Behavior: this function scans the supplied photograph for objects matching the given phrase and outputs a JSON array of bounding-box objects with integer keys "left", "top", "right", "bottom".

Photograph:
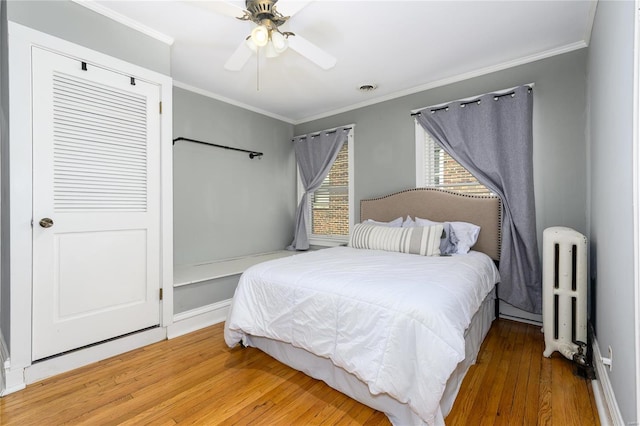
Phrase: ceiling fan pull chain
[{"left": 256, "top": 47, "right": 260, "bottom": 91}]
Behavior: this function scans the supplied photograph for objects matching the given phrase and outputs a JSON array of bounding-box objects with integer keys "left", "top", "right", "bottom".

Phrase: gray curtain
[
  {"left": 416, "top": 85, "right": 541, "bottom": 314},
  {"left": 287, "top": 127, "right": 349, "bottom": 251}
]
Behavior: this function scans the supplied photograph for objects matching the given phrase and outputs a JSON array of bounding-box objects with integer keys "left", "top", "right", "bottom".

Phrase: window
[
  {"left": 298, "top": 127, "right": 354, "bottom": 246},
  {"left": 415, "top": 123, "right": 491, "bottom": 195}
]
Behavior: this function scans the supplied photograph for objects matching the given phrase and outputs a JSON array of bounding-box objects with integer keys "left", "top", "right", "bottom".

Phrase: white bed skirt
[{"left": 244, "top": 287, "right": 496, "bottom": 426}]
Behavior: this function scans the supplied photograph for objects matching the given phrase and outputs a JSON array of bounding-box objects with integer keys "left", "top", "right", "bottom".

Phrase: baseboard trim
[
  {"left": 167, "top": 299, "right": 231, "bottom": 339},
  {"left": 0, "top": 332, "right": 26, "bottom": 396},
  {"left": 24, "top": 327, "right": 167, "bottom": 386},
  {"left": 592, "top": 336, "right": 624, "bottom": 425},
  {"left": 592, "top": 378, "right": 612, "bottom": 426},
  {"left": 498, "top": 313, "right": 543, "bottom": 327},
  {"left": 0, "top": 331, "right": 8, "bottom": 395},
  {"left": 2, "top": 368, "right": 26, "bottom": 396}
]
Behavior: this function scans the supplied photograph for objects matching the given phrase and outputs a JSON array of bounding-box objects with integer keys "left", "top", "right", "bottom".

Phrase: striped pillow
[{"left": 348, "top": 223, "right": 444, "bottom": 256}]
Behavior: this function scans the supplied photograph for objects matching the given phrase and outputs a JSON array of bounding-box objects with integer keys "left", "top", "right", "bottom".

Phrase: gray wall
[
  {"left": 588, "top": 1, "right": 637, "bottom": 422},
  {"left": 295, "top": 49, "right": 588, "bottom": 257},
  {"left": 1, "top": 0, "right": 10, "bottom": 349},
  {"left": 172, "top": 87, "right": 295, "bottom": 311},
  {"left": 172, "top": 87, "right": 295, "bottom": 266},
  {"left": 174, "top": 275, "right": 240, "bottom": 314},
  {"left": 7, "top": 0, "right": 170, "bottom": 75}
]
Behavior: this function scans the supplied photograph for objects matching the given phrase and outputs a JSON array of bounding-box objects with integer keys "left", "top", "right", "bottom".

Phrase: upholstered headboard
[{"left": 360, "top": 188, "right": 502, "bottom": 261}]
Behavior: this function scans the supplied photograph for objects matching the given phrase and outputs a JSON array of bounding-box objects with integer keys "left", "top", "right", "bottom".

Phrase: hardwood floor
[
  {"left": 447, "top": 319, "right": 599, "bottom": 426},
  {"left": 0, "top": 319, "right": 599, "bottom": 425}
]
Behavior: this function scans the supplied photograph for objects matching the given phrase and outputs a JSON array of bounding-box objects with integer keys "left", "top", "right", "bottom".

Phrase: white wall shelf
[{"left": 173, "top": 250, "right": 296, "bottom": 287}]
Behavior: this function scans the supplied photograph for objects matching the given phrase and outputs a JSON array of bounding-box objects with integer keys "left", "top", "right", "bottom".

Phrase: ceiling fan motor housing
[{"left": 245, "top": 0, "right": 288, "bottom": 27}]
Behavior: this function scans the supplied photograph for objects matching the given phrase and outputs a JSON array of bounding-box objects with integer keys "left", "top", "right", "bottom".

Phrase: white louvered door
[{"left": 31, "top": 47, "right": 161, "bottom": 360}]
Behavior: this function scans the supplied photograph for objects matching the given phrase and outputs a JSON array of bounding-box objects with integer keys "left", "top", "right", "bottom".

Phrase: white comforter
[{"left": 224, "top": 246, "right": 500, "bottom": 425}]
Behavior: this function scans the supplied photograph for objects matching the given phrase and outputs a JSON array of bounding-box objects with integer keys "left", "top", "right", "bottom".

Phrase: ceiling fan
[{"left": 195, "top": 0, "right": 336, "bottom": 71}]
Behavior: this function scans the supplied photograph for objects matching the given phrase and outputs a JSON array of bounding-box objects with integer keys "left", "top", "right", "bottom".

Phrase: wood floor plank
[
  {"left": 523, "top": 325, "right": 543, "bottom": 426},
  {"left": 122, "top": 351, "right": 296, "bottom": 425},
  {"left": 538, "top": 345, "right": 554, "bottom": 425},
  {"left": 467, "top": 320, "right": 514, "bottom": 425},
  {"left": 498, "top": 322, "right": 533, "bottom": 424},
  {"left": 0, "top": 319, "right": 599, "bottom": 426},
  {"left": 491, "top": 320, "right": 528, "bottom": 424},
  {"left": 197, "top": 368, "right": 319, "bottom": 425},
  {"left": 445, "top": 321, "right": 502, "bottom": 424},
  {"left": 306, "top": 391, "right": 356, "bottom": 425},
  {"left": 83, "top": 350, "right": 242, "bottom": 424},
  {"left": 290, "top": 385, "right": 349, "bottom": 425}
]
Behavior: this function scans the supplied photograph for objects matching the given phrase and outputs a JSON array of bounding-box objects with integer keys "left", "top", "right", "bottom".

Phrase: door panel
[
  {"left": 56, "top": 230, "right": 148, "bottom": 318},
  {"left": 32, "top": 47, "right": 161, "bottom": 360}
]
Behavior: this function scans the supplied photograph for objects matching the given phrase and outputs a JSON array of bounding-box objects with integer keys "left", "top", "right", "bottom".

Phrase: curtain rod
[
  {"left": 173, "top": 137, "right": 263, "bottom": 159},
  {"left": 292, "top": 126, "right": 353, "bottom": 141},
  {"left": 411, "top": 83, "right": 534, "bottom": 117}
]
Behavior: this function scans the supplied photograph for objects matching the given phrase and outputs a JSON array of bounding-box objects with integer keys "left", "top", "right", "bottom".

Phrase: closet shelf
[{"left": 173, "top": 250, "right": 296, "bottom": 287}]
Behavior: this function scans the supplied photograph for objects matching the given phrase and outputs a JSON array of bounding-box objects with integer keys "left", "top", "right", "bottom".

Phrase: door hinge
[
  {"left": 159, "top": 288, "right": 163, "bottom": 300},
  {"left": 159, "top": 101, "right": 162, "bottom": 114}
]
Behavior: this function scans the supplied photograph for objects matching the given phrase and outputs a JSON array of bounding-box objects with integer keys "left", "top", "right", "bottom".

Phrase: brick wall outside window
[
  {"left": 312, "top": 142, "right": 349, "bottom": 236},
  {"left": 425, "top": 131, "right": 491, "bottom": 196},
  {"left": 438, "top": 152, "right": 491, "bottom": 195}
]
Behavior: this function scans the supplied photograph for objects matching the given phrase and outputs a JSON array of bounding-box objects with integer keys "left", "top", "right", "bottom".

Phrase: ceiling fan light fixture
[
  {"left": 270, "top": 30, "right": 288, "bottom": 53},
  {"left": 226, "top": 0, "right": 336, "bottom": 71},
  {"left": 251, "top": 25, "right": 269, "bottom": 47},
  {"left": 264, "top": 42, "right": 279, "bottom": 58}
]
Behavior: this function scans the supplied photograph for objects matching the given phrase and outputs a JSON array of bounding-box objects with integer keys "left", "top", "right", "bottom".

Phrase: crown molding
[
  {"left": 173, "top": 80, "right": 295, "bottom": 124},
  {"left": 71, "top": 0, "right": 174, "bottom": 45}
]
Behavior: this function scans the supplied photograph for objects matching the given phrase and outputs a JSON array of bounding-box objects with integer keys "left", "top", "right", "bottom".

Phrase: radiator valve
[{"left": 572, "top": 341, "right": 587, "bottom": 366}]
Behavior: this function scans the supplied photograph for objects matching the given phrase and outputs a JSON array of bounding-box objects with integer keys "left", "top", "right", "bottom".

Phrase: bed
[{"left": 224, "top": 188, "right": 502, "bottom": 425}]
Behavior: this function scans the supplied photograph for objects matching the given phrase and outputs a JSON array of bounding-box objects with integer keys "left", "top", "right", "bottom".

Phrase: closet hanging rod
[{"left": 173, "top": 137, "right": 263, "bottom": 159}]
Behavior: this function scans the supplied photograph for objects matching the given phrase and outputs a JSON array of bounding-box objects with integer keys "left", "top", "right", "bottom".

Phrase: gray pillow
[{"left": 441, "top": 223, "right": 459, "bottom": 255}]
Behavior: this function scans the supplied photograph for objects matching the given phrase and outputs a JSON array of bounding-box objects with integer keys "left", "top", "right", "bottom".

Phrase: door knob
[{"left": 39, "top": 218, "right": 54, "bottom": 228}]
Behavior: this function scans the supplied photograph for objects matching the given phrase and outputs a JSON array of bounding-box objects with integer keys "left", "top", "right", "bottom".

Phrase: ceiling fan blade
[
  {"left": 224, "top": 41, "right": 254, "bottom": 71},
  {"left": 277, "top": 1, "right": 312, "bottom": 17},
  {"left": 287, "top": 35, "right": 336, "bottom": 70},
  {"left": 185, "top": 1, "right": 245, "bottom": 19}
]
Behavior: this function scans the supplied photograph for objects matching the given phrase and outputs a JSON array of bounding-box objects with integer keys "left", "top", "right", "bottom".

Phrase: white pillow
[
  {"left": 363, "top": 217, "right": 403, "bottom": 227},
  {"left": 449, "top": 221, "right": 481, "bottom": 254},
  {"left": 402, "top": 216, "right": 415, "bottom": 227},
  {"left": 414, "top": 217, "right": 438, "bottom": 227}
]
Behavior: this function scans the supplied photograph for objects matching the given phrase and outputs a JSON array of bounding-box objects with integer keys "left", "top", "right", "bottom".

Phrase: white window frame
[
  {"left": 296, "top": 126, "right": 355, "bottom": 247},
  {"left": 416, "top": 125, "right": 445, "bottom": 187}
]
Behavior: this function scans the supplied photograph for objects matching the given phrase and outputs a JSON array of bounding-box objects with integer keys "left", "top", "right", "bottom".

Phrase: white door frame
[
  {"left": 634, "top": 1, "right": 640, "bottom": 422},
  {"left": 3, "top": 22, "right": 173, "bottom": 393}
]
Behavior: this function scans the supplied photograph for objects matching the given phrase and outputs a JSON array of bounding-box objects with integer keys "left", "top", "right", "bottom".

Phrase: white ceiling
[{"left": 85, "top": 0, "right": 596, "bottom": 123}]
